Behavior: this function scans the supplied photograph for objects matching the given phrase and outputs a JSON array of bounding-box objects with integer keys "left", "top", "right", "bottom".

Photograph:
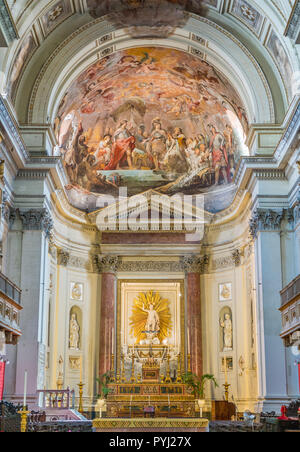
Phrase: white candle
[
  {"left": 23, "top": 370, "right": 27, "bottom": 408},
  {"left": 224, "top": 358, "right": 228, "bottom": 384},
  {"left": 80, "top": 356, "right": 83, "bottom": 382}
]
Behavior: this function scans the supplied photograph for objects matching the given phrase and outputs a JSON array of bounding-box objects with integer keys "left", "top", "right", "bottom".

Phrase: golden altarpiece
[{"left": 106, "top": 280, "right": 196, "bottom": 417}]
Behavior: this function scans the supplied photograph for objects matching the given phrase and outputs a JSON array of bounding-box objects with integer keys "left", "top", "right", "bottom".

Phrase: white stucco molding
[
  {"left": 0, "top": 94, "right": 29, "bottom": 165},
  {"left": 284, "top": 0, "right": 300, "bottom": 42}
]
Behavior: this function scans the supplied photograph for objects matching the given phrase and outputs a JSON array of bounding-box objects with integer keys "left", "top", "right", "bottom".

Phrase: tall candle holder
[
  {"left": 130, "top": 348, "right": 136, "bottom": 383},
  {"left": 18, "top": 407, "right": 29, "bottom": 433},
  {"left": 176, "top": 353, "right": 182, "bottom": 383},
  {"left": 78, "top": 382, "right": 85, "bottom": 414},
  {"left": 223, "top": 383, "right": 231, "bottom": 402},
  {"left": 165, "top": 353, "right": 172, "bottom": 384},
  {"left": 110, "top": 354, "right": 116, "bottom": 383},
  {"left": 187, "top": 354, "right": 192, "bottom": 373},
  {"left": 121, "top": 356, "right": 126, "bottom": 383}
]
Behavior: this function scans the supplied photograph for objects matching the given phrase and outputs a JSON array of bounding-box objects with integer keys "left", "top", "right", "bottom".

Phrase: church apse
[{"left": 54, "top": 47, "right": 249, "bottom": 214}]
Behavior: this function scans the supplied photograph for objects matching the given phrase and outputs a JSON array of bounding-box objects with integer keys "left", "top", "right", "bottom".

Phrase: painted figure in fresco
[
  {"left": 147, "top": 118, "right": 168, "bottom": 170},
  {"left": 57, "top": 48, "right": 249, "bottom": 201},
  {"left": 105, "top": 120, "right": 136, "bottom": 170},
  {"left": 132, "top": 125, "right": 152, "bottom": 168},
  {"left": 164, "top": 127, "right": 188, "bottom": 173},
  {"left": 224, "top": 124, "right": 236, "bottom": 179},
  {"left": 185, "top": 137, "right": 201, "bottom": 171},
  {"left": 63, "top": 121, "right": 82, "bottom": 183},
  {"left": 208, "top": 124, "right": 229, "bottom": 185},
  {"left": 93, "top": 135, "right": 112, "bottom": 169}
]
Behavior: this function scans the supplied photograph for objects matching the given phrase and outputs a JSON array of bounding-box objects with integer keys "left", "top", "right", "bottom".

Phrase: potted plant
[
  {"left": 182, "top": 372, "right": 218, "bottom": 417},
  {"left": 95, "top": 372, "right": 112, "bottom": 418}
]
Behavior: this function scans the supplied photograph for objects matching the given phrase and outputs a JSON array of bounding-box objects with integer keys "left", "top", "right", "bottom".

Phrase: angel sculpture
[{"left": 130, "top": 291, "right": 172, "bottom": 345}]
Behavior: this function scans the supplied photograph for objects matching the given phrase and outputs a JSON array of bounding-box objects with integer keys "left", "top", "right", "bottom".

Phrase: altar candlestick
[
  {"left": 187, "top": 328, "right": 190, "bottom": 354},
  {"left": 112, "top": 328, "right": 114, "bottom": 353},
  {"left": 23, "top": 370, "right": 27, "bottom": 408}
]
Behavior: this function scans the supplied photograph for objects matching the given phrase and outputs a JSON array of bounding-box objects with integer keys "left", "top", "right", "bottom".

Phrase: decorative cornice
[
  {"left": 97, "top": 255, "right": 121, "bottom": 273},
  {"left": 92, "top": 254, "right": 210, "bottom": 274},
  {"left": 68, "top": 254, "right": 90, "bottom": 270},
  {"left": 4, "top": 205, "right": 16, "bottom": 229},
  {"left": 117, "top": 260, "right": 183, "bottom": 273},
  {"left": 274, "top": 102, "right": 300, "bottom": 161},
  {"left": 18, "top": 208, "right": 53, "bottom": 238},
  {"left": 0, "top": 0, "right": 18, "bottom": 44},
  {"left": 179, "top": 255, "right": 209, "bottom": 274},
  {"left": 211, "top": 247, "right": 244, "bottom": 270},
  {"left": 57, "top": 248, "right": 70, "bottom": 266},
  {"left": 294, "top": 191, "right": 300, "bottom": 226},
  {"left": 232, "top": 249, "right": 242, "bottom": 267},
  {"left": 249, "top": 208, "right": 293, "bottom": 239},
  {"left": 0, "top": 96, "right": 29, "bottom": 162},
  {"left": 212, "top": 255, "right": 234, "bottom": 271},
  {"left": 252, "top": 169, "right": 287, "bottom": 180}
]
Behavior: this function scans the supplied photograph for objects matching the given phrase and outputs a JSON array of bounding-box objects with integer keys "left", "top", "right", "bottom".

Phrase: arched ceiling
[
  {"left": 0, "top": 0, "right": 299, "bottom": 213},
  {"left": 2, "top": 0, "right": 298, "bottom": 126}
]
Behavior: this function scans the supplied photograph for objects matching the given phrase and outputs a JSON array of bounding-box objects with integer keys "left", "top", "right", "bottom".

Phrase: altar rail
[
  {"left": 37, "top": 389, "right": 75, "bottom": 410},
  {"left": 27, "top": 420, "right": 93, "bottom": 433}
]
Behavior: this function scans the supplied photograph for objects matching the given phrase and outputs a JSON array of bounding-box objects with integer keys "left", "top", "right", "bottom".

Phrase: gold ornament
[{"left": 129, "top": 291, "right": 172, "bottom": 344}]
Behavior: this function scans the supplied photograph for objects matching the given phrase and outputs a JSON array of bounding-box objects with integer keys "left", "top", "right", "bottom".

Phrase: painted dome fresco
[{"left": 55, "top": 47, "right": 249, "bottom": 212}]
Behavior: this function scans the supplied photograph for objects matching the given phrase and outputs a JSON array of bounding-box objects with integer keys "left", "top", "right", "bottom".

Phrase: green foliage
[
  {"left": 96, "top": 372, "right": 112, "bottom": 399},
  {"left": 182, "top": 372, "right": 218, "bottom": 399}
]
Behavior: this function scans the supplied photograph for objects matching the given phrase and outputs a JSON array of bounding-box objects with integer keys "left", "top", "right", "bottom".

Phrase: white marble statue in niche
[
  {"left": 220, "top": 313, "right": 233, "bottom": 351},
  {"left": 69, "top": 313, "right": 80, "bottom": 350}
]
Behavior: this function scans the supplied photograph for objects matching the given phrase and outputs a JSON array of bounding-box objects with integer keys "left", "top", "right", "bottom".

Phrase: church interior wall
[{"left": 0, "top": 0, "right": 299, "bottom": 419}]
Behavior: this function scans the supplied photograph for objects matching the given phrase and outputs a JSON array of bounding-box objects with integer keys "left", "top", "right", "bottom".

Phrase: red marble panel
[
  {"left": 102, "top": 232, "right": 200, "bottom": 244},
  {"left": 99, "top": 273, "right": 116, "bottom": 376}
]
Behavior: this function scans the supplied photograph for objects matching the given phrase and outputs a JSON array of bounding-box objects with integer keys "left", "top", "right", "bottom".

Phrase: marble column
[
  {"left": 182, "top": 256, "right": 206, "bottom": 377},
  {"left": 187, "top": 272, "right": 203, "bottom": 377},
  {"left": 98, "top": 256, "right": 119, "bottom": 377},
  {"left": 7, "top": 208, "right": 52, "bottom": 404}
]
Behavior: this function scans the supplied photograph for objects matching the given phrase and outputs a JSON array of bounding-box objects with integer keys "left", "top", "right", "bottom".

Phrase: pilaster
[{"left": 250, "top": 208, "right": 289, "bottom": 411}]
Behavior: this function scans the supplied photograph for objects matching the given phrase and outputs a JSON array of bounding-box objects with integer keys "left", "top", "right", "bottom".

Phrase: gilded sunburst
[{"left": 129, "top": 290, "right": 172, "bottom": 344}]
